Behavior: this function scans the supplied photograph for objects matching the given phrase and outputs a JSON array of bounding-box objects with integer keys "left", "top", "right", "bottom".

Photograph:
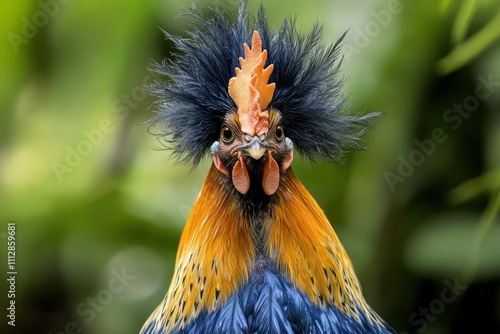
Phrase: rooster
[{"left": 141, "top": 1, "right": 394, "bottom": 333}]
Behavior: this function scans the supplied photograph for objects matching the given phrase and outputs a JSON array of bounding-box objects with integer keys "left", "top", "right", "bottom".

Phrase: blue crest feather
[{"left": 149, "top": 0, "right": 380, "bottom": 165}]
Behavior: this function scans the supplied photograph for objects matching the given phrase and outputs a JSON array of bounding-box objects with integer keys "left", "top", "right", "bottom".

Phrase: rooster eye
[
  {"left": 275, "top": 125, "right": 284, "bottom": 141},
  {"left": 221, "top": 126, "right": 234, "bottom": 143}
]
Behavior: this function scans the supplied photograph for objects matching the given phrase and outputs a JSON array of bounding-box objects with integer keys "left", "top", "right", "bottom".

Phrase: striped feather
[
  {"left": 151, "top": 264, "right": 393, "bottom": 333},
  {"left": 141, "top": 167, "right": 395, "bottom": 333}
]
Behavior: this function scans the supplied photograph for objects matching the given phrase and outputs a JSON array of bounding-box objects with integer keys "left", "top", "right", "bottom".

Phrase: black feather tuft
[{"left": 149, "top": 0, "right": 380, "bottom": 166}]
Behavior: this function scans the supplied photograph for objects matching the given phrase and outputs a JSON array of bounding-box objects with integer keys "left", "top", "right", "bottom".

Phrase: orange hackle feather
[
  {"left": 143, "top": 165, "right": 385, "bottom": 332},
  {"left": 271, "top": 169, "right": 384, "bottom": 326},
  {"left": 228, "top": 31, "right": 275, "bottom": 136},
  {"left": 143, "top": 166, "right": 255, "bottom": 332}
]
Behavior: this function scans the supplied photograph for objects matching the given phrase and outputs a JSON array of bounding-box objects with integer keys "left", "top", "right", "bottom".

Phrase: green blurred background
[{"left": 1, "top": 0, "right": 500, "bottom": 333}]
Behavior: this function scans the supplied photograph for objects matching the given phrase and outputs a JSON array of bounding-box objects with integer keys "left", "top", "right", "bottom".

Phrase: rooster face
[{"left": 211, "top": 109, "right": 293, "bottom": 196}]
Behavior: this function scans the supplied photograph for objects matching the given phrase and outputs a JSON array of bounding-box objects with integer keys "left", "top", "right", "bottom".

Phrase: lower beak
[{"left": 238, "top": 138, "right": 268, "bottom": 160}]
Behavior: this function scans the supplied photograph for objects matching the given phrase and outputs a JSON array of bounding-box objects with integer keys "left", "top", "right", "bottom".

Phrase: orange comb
[{"left": 228, "top": 31, "right": 275, "bottom": 136}]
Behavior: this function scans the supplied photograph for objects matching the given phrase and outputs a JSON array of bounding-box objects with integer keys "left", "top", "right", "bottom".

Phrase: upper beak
[{"left": 238, "top": 137, "right": 268, "bottom": 160}]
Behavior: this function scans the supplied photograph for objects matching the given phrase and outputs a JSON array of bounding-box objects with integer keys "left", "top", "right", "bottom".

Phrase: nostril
[{"left": 244, "top": 134, "right": 252, "bottom": 142}]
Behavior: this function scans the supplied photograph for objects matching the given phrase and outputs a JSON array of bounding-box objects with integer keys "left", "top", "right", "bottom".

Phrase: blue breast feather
[{"left": 142, "top": 264, "right": 395, "bottom": 334}]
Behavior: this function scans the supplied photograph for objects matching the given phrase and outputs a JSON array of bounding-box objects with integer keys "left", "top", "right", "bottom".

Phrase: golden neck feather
[{"left": 142, "top": 165, "right": 383, "bottom": 332}]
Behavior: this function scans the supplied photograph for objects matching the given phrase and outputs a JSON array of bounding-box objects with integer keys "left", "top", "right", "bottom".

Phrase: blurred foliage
[
  {"left": 437, "top": 0, "right": 500, "bottom": 74},
  {"left": 1, "top": 0, "right": 499, "bottom": 333}
]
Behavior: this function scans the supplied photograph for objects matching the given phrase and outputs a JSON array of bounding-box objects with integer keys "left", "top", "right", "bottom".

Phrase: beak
[{"left": 238, "top": 137, "right": 269, "bottom": 160}]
